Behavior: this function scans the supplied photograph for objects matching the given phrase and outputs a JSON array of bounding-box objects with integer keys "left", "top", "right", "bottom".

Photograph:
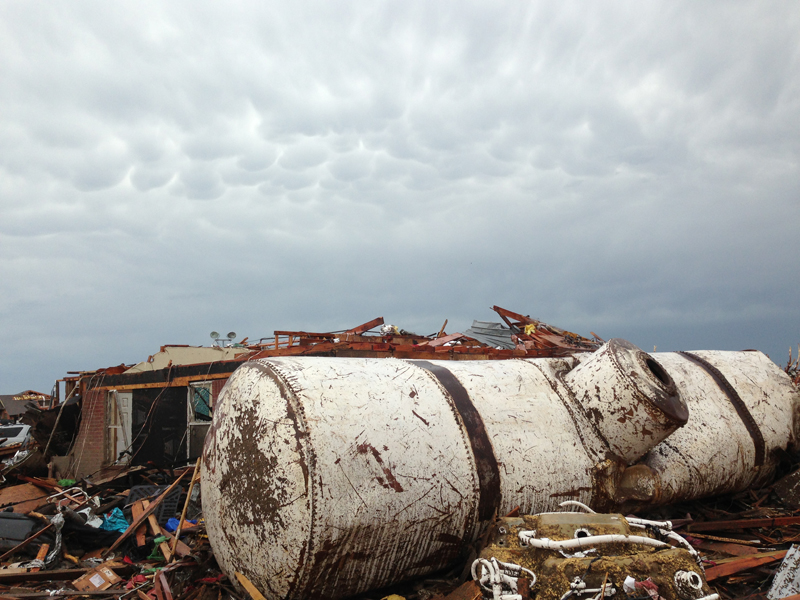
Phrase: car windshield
[{"left": 0, "top": 426, "right": 23, "bottom": 437}]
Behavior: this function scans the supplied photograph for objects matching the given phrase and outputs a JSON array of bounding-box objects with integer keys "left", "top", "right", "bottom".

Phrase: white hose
[
  {"left": 627, "top": 521, "right": 703, "bottom": 569},
  {"left": 518, "top": 532, "right": 669, "bottom": 551},
  {"left": 626, "top": 516, "right": 672, "bottom": 529},
  {"left": 663, "top": 530, "right": 703, "bottom": 568},
  {"left": 471, "top": 557, "right": 536, "bottom": 600},
  {"left": 559, "top": 501, "right": 596, "bottom": 513}
]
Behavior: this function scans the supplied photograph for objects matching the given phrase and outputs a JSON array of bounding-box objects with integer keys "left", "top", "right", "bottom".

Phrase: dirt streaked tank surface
[{"left": 201, "top": 341, "right": 799, "bottom": 600}]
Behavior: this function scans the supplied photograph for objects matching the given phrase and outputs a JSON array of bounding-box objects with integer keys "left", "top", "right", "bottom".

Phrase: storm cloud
[{"left": 1, "top": 1, "right": 798, "bottom": 392}]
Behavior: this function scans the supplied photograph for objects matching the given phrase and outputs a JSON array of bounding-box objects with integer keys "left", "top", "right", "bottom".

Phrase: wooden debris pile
[{"left": 0, "top": 460, "right": 236, "bottom": 600}]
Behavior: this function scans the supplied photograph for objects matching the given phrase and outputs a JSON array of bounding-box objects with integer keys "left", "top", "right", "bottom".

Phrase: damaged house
[{"left": 0, "top": 391, "right": 49, "bottom": 422}]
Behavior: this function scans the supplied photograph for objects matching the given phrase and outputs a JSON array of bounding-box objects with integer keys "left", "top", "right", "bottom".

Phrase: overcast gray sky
[{"left": 1, "top": 1, "right": 798, "bottom": 394}]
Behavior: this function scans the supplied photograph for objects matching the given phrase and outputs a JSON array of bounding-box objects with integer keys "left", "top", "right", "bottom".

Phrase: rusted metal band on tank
[
  {"left": 410, "top": 360, "right": 501, "bottom": 521},
  {"left": 678, "top": 351, "right": 766, "bottom": 467},
  {"left": 244, "top": 360, "right": 314, "bottom": 600}
]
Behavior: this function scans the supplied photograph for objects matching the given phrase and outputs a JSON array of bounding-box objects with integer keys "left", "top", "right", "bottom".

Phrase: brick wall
[{"left": 70, "top": 388, "right": 107, "bottom": 478}]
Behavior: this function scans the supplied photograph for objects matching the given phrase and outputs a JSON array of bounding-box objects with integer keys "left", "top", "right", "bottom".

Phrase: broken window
[
  {"left": 130, "top": 387, "right": 187, "bottom": 467},
  {"left": 189, "top": 383, "right": 212, "bottom": 422},
  {"left": 187, "top": 382, "right": 213, "bottom": 460}
]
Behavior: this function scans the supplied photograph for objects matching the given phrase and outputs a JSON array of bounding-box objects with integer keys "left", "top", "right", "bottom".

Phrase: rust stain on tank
[
  {"left": 412, "top": 410, "right": 430, "bottom": 426},
  {"left": 356, "top": 442, "right": 404, "bottom": 492}
]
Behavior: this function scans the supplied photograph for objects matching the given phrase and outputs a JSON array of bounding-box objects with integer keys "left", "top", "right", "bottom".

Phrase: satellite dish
[
  {"left": 210, "top": 331, "right": 220, "bottom": 340},
  {"left": 227, "top": 331, "right": 237, "bottom": 340}
]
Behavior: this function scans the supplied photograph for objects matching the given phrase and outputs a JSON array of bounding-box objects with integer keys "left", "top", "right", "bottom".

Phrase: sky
[{"left": 1, "top": 1, "right": 799, "bottom": 394}]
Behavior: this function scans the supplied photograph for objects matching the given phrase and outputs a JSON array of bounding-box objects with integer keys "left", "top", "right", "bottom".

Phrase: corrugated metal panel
[{"left": 463, "top": 321, "right": 516, "bottom": 349}]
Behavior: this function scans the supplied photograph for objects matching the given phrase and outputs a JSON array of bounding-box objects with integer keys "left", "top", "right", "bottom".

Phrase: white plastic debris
[
  {"left": 623, "top": 577, "right": 637, "bottom": 595},
  {"left": 768, "top": 544, "right": 800, "bottom": 600}
]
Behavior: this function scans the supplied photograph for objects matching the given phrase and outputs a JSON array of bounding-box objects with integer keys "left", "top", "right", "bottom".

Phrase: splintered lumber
[
  {"left": 160, "top": 530, "right": 192, "bottom": 558},
  {"left": 103, "top": 470, "right": 187, "bottom": 556},
  {"left": 156, "top": 571, "right": 173, "bottom": 600},
  {"left": 704, "top": 549, "right": 789, "bottom": 581},
  {"left": 235, "top": 572, "right": 267, "bottom": 600},
  {"left": 345, "top": 317, "right": 384, "bottom": 335},
  {"left": 685, "top": 532, "right": 762, "bottom": 545},
  {"left": 686, "top": 516, "right": 800, "bottom": 532},
  {"left": 0, "top": 591, "right": 133, "bottom": 598},
  {"left": 14, "top": 476, "right": 62, "bottom": 492},
  {"left": 690, "top": 539, "right": 760, "bottom": 556},
  {"left": 131, "top": 500, "right": 147, "bottom": 547},
  {"left": 143, "top": 499, "right": 173, "bottom": 562},
  {"left": 170, "top": 456, "right": 201, "bottom": 560},
  {"left": 0, "top": 566, "right": 131, "bottom": 585}
]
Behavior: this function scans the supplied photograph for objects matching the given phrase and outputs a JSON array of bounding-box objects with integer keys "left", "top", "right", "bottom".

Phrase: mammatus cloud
[{"left": 0, "top": 0, "right": 798, "bottom": 391}]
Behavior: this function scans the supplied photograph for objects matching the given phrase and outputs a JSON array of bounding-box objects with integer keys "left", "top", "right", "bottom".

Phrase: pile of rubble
[
  {"left": 3, "top": 461, "right": 800, "bottom": 600},
  {"left": 0, "top": 462, "right": 226, "bottom": 600}
]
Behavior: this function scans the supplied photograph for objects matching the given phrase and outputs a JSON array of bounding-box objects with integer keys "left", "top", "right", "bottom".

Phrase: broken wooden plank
[
  {"left": 13, "top": 476, "right": 62, "bottom": 492},
  {"left": 161, "top": 529, "right": 192, "bottom": 558},
  {"left": 417, "top": 332, "right": 465, "bottom": 347},
  {"left": 131, "top": 500, "right": 147, "bottom": 547},
  {"left": 344, "top": 317, "right": 384, "bottom": 335},
  {"left": 157, "top": 571, "right": 173, "bottom": 600},
  {"left": 170, "top": 456, "right": 201, "bottom": 561},
  {"left": 0, "top": 565, "right": 133, "bottom": 584},
  {"left": 691, "top": 539, "right": 760, "bottom": 556},
  {"left": 685, "top": 532, "right": 762, "bottom": 545},
  {"left": 0, "top": 590, "right": 133, "bottom": 598},
  {"left": 687, "top": 516, "right": 800, "bottom": 532},
  {"left": 705, "top": 549, "right": 789, "bottom": 581},
  {"left": 29, "top": 543, "right": 48, "bottom": 572},
  {"left": 235, "top": 572, "right": 267, "bottom": 600},
  {"left": 142, "top": 499, "right": 173, "bottom": 561}
]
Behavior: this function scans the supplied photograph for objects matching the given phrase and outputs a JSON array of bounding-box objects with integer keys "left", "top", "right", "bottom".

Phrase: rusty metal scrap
[{"left": 242, "top": 306, "right": 601, "bottom": 361}]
